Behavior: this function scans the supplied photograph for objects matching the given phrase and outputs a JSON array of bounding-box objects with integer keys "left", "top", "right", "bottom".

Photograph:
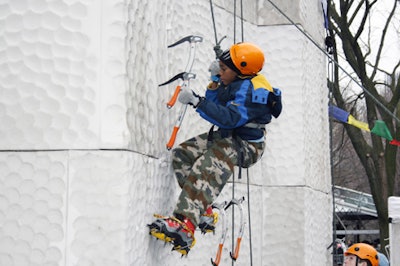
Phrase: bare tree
[
  {"left": 331, "top": 121, "right": 367, "bottom": 191},
  {"left": 329, "top": 0, "right": 400, "bottom": 252}
]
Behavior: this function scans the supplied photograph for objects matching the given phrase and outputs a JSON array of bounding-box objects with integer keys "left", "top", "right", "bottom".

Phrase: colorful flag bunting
[
  {"left": 371, "top": 120, "right": 393, "bottom": 141},
  {"left": 348, "top": 115, "right": 370, "bottom": 132},
  {"left": 329, "top": 105, "right": 350, "bottom": 123},
  {"left": 328, "top": 105, "right": 399, "bottom": 147}
]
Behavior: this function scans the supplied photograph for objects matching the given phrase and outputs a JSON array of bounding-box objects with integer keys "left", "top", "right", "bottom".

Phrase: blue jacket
[{"left": 196, "top": 74, "right": 282, "bottom": 140}]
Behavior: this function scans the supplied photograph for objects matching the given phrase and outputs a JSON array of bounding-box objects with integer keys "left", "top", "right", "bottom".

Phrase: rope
[
  {"left": 209, "top": 0, "right": 226, "bottom": 58},
  {"left": 231, "top": 164, "right": 236, "bottom": 266},
  {"left": 246, "top": 168, "right": 254, "bottom": 265},
  {"left": 233, "top": 0, "right": 245, "bottom": 43},
  {"left": 233, "top": 0, "right": 236, "bottom": 43},
  {"left": 231, "top": 136, "right": 254, "bottom": 266},
  {"left": 0, "top": 148, "right": 159, "bottom": 159},
  {"left": 232, "top": 2, "right": 251, "bottom": 264},
  {"left": 240, "top": 0, "right": 244, "bottom": 42},
  {"left": 231, "top": 136, "right": 241, "bottom": 266},
  {"left": 327, "top": 40, "right": 339, "bottom": 251},
  {"left": 209, "top": 0, "right": 218, "bottom": 46},
  {"left": 239, "top": 2, "right": 252, "bottom": 262},
  {"left": 208, "top": 1, "right": 251, "bottom": 264},
  {"left": 266, "top": 0, "right": 400, "bottom": 125},
  {"left": 232, "top": 1, "right": 237, "bottom": 263}
]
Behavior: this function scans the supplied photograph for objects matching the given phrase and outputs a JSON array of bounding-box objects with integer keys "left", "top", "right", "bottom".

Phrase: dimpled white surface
[{"left": 0, "top": 0, "right": 332, "bottom": 265}]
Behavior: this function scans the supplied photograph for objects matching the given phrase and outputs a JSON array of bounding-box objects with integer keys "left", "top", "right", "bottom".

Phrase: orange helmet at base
[
  {"left": 230, "top": 42, "right": 265, "bottom": 75},
  {"left": 344, "top": 243, "right": 379, "bottom": 266}
]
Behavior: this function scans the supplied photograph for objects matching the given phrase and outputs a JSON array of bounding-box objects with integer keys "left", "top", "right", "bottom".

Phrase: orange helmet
[
  {"left": 344, "top": 243, "right": 379, "bottom": 266},
  {"left": 229, "top": 42, "right": 265, "bottom": 75}
]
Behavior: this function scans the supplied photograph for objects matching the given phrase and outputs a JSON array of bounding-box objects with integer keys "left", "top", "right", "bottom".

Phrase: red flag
[{"left": 389, "top": 139, "right": 400, "bottom": 146}]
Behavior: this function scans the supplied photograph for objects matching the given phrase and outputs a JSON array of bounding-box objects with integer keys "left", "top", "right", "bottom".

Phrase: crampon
[
  {"left": 199, "top": 207, "right": 219, "bottom": 234},
  {"left": 148, "top": 214, "right": 196, "bottom": 256}
]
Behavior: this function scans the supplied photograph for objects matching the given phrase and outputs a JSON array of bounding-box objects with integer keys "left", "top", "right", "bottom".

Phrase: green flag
[{"left": 371, "top": 120, "right": 393, "bottom": 141}]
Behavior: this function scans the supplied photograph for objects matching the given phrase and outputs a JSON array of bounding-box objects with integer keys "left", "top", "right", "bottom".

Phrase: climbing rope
[
  {"left": 240, "top": 0, "right": 244, "bottom": 42},
  {"left": 208, "top": 1, "right": 253, "bottom": 264},
  {"left": 246, "top": 168, "right": 253, "bottom": 266},
  {"left": 231, "top": 2, "right": 249, "bottom": 263},
  {"left": 233, "top": 0, "right": 244, "bottom": 43},
  {"left": 209, "top": 0, "right": 226, "bottom": 58},
  {"left": 209, "top": 0, "right": 219, "bottom": 49}
]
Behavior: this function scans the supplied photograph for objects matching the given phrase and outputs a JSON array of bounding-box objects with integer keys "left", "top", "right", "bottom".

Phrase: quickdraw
[
  {"left": 158, "top": 35, "right": 203, "bottom": 150},
  {"left": 210, "top": 197, "right": 245, "bottom": 266}
]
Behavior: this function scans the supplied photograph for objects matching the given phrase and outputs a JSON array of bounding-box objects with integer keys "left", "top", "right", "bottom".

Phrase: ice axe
[
  {"left": 210, "top": 197, "right": 245, "bottom": 265},
  {"left": 162, "top": 35, "right": 202, "bottom": 150},
  {"left": 167, "top": 35, "right": 203, "bottom": 48},
  {"left": 161, "top": 35, "right": 202, "bottom": 109},
  {"left": 210, "top": 201, "right": 229, "bottom": 266},
  {"left": 228, "top": 197, "right": 245, "bottom": 261},
  {"left": 168, "top": 35, "right": 203, "bottom": 78},
  {"left": 159, "top": 72, "right": 196, "bottom": 109}
]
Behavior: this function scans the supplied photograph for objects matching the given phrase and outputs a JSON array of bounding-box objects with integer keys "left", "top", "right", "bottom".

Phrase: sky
[{"left": 370, "top": 0, "right": 400, "bottom": 72}]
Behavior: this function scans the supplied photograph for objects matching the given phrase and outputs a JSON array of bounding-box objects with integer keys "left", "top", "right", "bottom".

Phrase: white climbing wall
[
  {"left": 389, "top": 197, "right": 400, "bottom": 266},
  {"left": 0, "top": 0, "right": 332, "bottom": 265}
]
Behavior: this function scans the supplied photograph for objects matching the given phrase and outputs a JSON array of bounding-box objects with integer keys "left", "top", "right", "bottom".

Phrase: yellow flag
[{"left": 348, "top": 115, "right": 370, "bottom": 131}]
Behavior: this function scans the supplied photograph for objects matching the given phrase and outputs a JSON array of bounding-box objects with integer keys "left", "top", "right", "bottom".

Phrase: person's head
[
  {"left": 218, "top": 42, "right": 264, "bottom": 85},
  {"left": 344, "top": 243, "right": 379, "bottom": 266}
]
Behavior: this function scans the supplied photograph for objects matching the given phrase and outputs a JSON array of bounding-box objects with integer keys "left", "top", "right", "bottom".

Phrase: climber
[
  {"left": 344, "top": 243, "right": 379, "bottom": 266},
  {"left": 148, "top": 42, "right": 282, "bottom": 255}
]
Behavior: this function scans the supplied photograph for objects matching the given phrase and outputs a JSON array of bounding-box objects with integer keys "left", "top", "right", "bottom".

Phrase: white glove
[
  {"left": 178, "top": 89, "right": 201, "bottom": 107},
  {"left": 208, "top": 60, "right": 220, "bottom": 82}
]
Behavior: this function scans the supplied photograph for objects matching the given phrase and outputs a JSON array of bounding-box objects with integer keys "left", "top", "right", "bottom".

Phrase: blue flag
[
  {"left": 321, "top": 0, "right": 328, "bottom": 29},
  {"left": 329, "top": 105, "right": 349, "bottom": 123}
]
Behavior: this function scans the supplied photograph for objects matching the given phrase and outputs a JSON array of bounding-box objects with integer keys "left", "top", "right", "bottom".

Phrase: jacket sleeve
[
  {"left": 204, "top": 88, "right": 219, "bottom": 104},
  {"left": 196, "top": 82, "right": 250, "bottom": 129}
]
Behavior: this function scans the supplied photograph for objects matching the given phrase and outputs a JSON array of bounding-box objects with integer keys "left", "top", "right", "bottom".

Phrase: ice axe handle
[
  {"left": 167, "top": 85, "right": 181, "bottom": 109},
  {"left": 210, "top": 243, "right": 223, "bottom": 266},
  {"left": 166, "top": 126, "right": 179, "bottom": 150},
  {"left": 230, "top": 237, "right": 242, "bottom": 261}
]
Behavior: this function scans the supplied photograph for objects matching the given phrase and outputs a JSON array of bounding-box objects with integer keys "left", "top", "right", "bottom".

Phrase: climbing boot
[{"left": 148, "top": 214, "right": 196, "bottom": 256}]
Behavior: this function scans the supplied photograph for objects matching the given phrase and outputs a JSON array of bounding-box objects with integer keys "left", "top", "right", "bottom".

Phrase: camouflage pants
[{"left": 172, "top": 131, "right": 265, "bottom": 226}]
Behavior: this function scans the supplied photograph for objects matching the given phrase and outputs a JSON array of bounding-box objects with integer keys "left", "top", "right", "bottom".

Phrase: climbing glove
[
  {"left": 208, "top": 60, "right": 220, "bottom": 82},
  {"left": 178, "top": 89, "right": 202, "bottom": 107}
]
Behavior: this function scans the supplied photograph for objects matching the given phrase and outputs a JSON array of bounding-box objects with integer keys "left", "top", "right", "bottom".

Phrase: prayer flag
[
  {"left": 348, "top": 115, "right": 370, "bottom": 132},
  {"left": 321, "top": 0, "right": 329, "bottom": 29},
  {"left": 389, "top": 139, "right": 400, "bottom": 146},
  {"left": 329, "top": 105, "right": 349, "bottom": 123},
  {"left": 371, "top": 120, "right": 393, "bottom": 141}
]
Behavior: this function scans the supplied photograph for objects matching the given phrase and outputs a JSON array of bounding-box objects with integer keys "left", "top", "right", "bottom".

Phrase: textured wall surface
[
  {"left": 0, "top": 0, "right": 332, "bottom": 265},
  {"left": 389, "top": 197, "right": 400, "bottom": 266}
]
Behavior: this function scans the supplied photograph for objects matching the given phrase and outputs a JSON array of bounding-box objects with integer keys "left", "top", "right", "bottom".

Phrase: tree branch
[{"left": 372, "top": 0, "right": 398, "bottom": 78}]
